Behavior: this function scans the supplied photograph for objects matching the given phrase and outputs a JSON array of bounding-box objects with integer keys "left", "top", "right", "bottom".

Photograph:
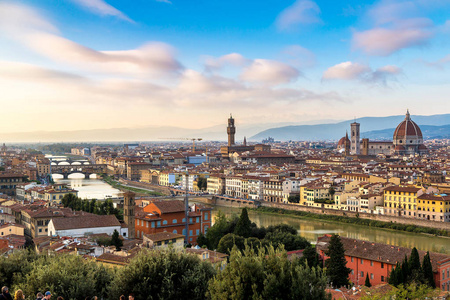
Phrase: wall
[
  {"left": 260, "top": 202, "right": 450, "bottom": 231},
  {"left": 48, "top": 223, "right": 121, "bottom": 237}
]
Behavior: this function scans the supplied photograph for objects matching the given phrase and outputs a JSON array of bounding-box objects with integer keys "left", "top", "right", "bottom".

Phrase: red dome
[
  {"left": 393, "top": 110, "right": 422, "bottom": 140},
  {"left": 338, "top": 136, "right": 350, "bottom": 147},
  {"left": 394, "top": 145, "right": 405, "bottom": 151},
  {"left": 418, "top": 144, "right": 427, "bottom": 150}
]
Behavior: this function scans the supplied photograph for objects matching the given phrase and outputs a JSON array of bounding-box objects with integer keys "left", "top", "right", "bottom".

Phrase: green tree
[
  {"left": 287, "top": 195, "right": 300, "bottom": 203},
  {"left": 207, "top": 245, "right": 330, "bottom": 300},
  {"left": 109, "top": 249, "right": 215, "bottom": 300},
  {"left": 422, "top": 251, "right": 435, "bottom": 288},
  {"left": 217, "top": 233, "right": 245, "bottom": 254},
  {"left": 205, "top": 210, "right": 232, "bottom": 249},
  {"left": 264, "top": 231, "right": 310, "bottom": 251},
  {"left": 301, "top": 245, "right": 320, "bottom": 268},
  {"left": 196, "top": 232, "right": 208, "bottom": 248},
  {"left": 197, "top": 176, "right": 207, "bottom": 191},
  {"left": 362, "top": 283, "right": 439, "bottom": 300},
  {"left": 328, "top": 187, "right": 336, "bottom": 200},
  {"left": 365, "top": 273, "right": 371, "bottom": 287},
  {"left": 325, "top": 235, "right": 351, "bottom": 288},
  {"left": 234, "top": 207, "right": 252, "bottom": 238},
  {"left": 408, "top": 247, "right": 422, "bottom": 282},
  {"left": 0, "top": 250, "right": 38, "bottom": 287},
  {"left": 111, "top": 229, "right": 123, "bottom": 251}
]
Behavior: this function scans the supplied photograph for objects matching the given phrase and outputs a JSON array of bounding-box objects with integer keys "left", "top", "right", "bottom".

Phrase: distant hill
[
  {"left": 250, "top": 114, "right": 450, "bottom": 141},
  {"left": 362, "top": 124, "right": 450, "bottom": 140}
]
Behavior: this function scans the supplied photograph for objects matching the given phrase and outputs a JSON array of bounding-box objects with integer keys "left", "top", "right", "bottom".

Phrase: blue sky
[{"left": 0, "top": 0, "right": 450, "bottom": 133}]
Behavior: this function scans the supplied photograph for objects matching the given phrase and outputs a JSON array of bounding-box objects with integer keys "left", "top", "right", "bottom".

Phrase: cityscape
[{"left": 1, "top": 0, "right": 450, "bottom": 299}]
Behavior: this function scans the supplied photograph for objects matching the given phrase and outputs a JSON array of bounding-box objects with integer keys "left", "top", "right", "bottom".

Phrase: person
[
  {"left": 13, "top": 290, "right": 24, "bottom": 300},
  {"left": 0, "top": 286, "right": 13, "bottom": 300},
  {"left": 128, "top": 294, "right": 134, "bottom": 300},
  {"left": 36, "top": 292, "right": 44, "bottom": 300},
  {"left": 44, "top": 292, "right": 51, "bottom": 300},
  {"left": 56, "top": 297, "right": 63, "bottom": 300},
  {"left": 119, "top": 296, "right": 125, "bottom": 300}
]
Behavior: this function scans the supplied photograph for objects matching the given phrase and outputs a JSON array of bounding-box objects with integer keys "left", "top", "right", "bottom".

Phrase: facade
[
  {"left": 317, "top": 235, "right": 450, "bottom": 289},
  {"left": 350, "top": 122, "right": 360, "bottom": 155},
  {"left": 143, "top": 232, "right": 184, "bottom": 250},
  {"left": 126, "top": 162, "right": 152, "bottom": 180},
  {"left": 0, "top": 173, "right": 25, "bottom": 196},
  {"left": 135, "top": 200, "right": 212, "bottom": 244},
  {"left": 225, "top": 176, "right": 243, "bottom": 198},
  {"left": 417, "top": 193, "right": 450, "bottom": 222},
  {"left": 263, "top": 179, "right": 283, "bottom": 203},
  {"left": 48, "top": 215, "right": 121, "bottom": 237},
  {"left": 383, "top": 186, "right": 422, "bottom": 217},
  {"left": 227, "top": 114, "right": 236, "bottom": 146},
  {"left": 123, "top": 192, "right": 135, "bottom": 238},
  {"left": 207, "top": 174, "right": 226, "bottom": 195}
]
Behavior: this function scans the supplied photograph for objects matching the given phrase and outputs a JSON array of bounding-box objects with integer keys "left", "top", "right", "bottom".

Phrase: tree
[
  {"left": 196, "top": 232, "right": 208, "bottom": 248},
  {"left": 197, "top": 176, "right": 207, "bottom": 191},
  {"left": 264, "top": 231, "right": 310, "bottom": 251},
  {"left": 328, "top": 187, "right": 336, "bottom": 200},
  {"left": 408, "top": 247, "right": 422, "bottom": 282},
  {"left": 301, "top": 245, "right": 320, "bottom": 268},
  {"left": 365, "top": 273, "right": 372, "bottom": 287},
  {"left": 234, "top": 207, "right": 252, "bottom": 238},
  {"left": 205, "top": 210, "right": 232, "bottom": 249},
  {"left": 207, "top": 245, "right": 330, "bottom": 300},
  {"left": 109, "top": 249, "right": 215, "bottom": 300},
  {"left": 111, "top": 229, "right": 123, "bottom": 251},
  {"left": 422, "top": 251, "right": 435, "bottom": 288},
  {"left": 217, "top": 233, "right": 245, "bottom": 254},
  {"left": 288, "top": 195, "right": 300, "bottom": 203},
  {"left": 325, "top": 235, "right": 351, "bottom": 288}
]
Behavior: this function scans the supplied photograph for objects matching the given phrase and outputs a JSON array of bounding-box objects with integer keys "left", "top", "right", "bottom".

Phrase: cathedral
[{"left": 337, "top": 110, "right": 427, "bottom": 156}]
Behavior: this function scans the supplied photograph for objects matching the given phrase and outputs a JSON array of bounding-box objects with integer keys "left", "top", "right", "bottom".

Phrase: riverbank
[
  {"left": 101, "top": 175, "right": 165, "bottom": 197},
  {"left": 251, "top": 206, "right": 450, "bottom": 238}
]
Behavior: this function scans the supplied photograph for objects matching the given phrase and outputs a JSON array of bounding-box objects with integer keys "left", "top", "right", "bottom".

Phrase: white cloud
[
  {"left": 0, "top": 3, "right": 181, "bottom": 77},
  {"left": 241, "top": 59, "right": 300, "bottom": 85},
  {"left": 281, "top": 45, "right": 316, "bottom": 68},
  {"left": 72, "top": 0, "right": 134, "bottom": 22},
  {"left": 322, "top": 61, "right": 401, "bottom": 85},
  {"left": 204, "top": 53, "right": 250, "bottom": 71},
  {"left": 276, "top": 0, "right": 322, "bottom": 30}
]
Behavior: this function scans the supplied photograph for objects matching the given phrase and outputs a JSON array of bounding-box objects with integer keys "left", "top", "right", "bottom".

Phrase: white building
[{"left": 48, "top": 215, "right": 121, "bottom": 237}]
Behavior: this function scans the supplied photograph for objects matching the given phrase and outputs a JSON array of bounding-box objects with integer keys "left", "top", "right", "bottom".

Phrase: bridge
[{"left": 51, "top": 164, "right": 107, "bottom": 179}]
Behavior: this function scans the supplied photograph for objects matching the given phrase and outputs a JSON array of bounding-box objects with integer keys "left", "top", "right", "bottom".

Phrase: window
[
  {"left": 39, "top": 229, "right": 42, "bottom": 233},
  {"left": 146, "top": 221, "right": 148, "bottom": 228},
  {"left": 360, "top": 271, "right": 364, "bottom": 278},
  {"left": 173, "top": 230, "right": 177, "bottom": 234},
  {"left": 381, "top": 263, "right": 384, "bottom": 268},
  {"left": 151, "top": 222, "right": 155, "bottom": 228},
  {"left": 189, "top": 230, "right": 193, "bottom": 236},
  {"left": 370, "top": 261, "right": 373, "bottom": 266},
  {"left": 196, "top": 229, "right": 200, "bottom": 235},
  {"left": 204, "top": 213, "right": 208, "bottom": 220},
  {"left": 189, "top": 218, "right": 193, "bottom": 223},
  {"left": 360, "top": 259, "right": 364, "bottom": 264},
  {"left": 351, "top": 269, "right": 354, "bottom": 275},
  {"left": 173, "top": 219, "right": 177, "bottom": 224},
  {"left": 381, "top": 276, "right": 385, "bottom": 282},
  {"left": 351, "top": 257, "right": 354, "bottom": 262},
  {"left": 182, "top": 218, "right": 186, "bottom": 223},
  {"left": 157, "top": 221, "right": 161, "bottom": 227},
  {"left": 370, "top": 273, "right": 374, "bottom": 280},
  {"left": 163, "top": 220, "right": 168, "bottom": 225},
  {"left": 196, "top": 217, "right": 200, "bottom": 223}
]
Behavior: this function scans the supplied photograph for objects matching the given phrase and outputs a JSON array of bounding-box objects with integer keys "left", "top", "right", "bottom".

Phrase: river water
[{"left": 211, "top": 206, "right": 450, "bottom": 255}]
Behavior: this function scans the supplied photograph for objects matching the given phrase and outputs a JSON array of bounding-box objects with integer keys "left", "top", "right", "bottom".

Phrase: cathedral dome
[
  {"left": 337, "top": 135, "right": 350, "bottom": 147},
  {"left": 393, "top": 110, "right": 423, "bottom": 145}
]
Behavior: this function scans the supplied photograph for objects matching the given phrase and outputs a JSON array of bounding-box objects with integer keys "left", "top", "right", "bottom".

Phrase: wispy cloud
[
  {"left": 72, "top": 0, "right": 134, "bottom": 22},
  {"left": 276, "top": 0, "right": 322, "bottom": 30},
  {"left": 322, "top": 61, "right": 401, "bottom": 85},
  {"left": 155, "top": 0, "right": 172, "bottom": 4},
  {"left": 241, "top": 59, "right": 300, "bottom": 85}
]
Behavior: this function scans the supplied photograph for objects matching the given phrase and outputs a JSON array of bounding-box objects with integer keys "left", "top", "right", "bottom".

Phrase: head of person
[
  {"left": 37, "top": 292, "right": 44, "bottom": 299},
  {"left": 1, "top": 287, "right": 8, "bottom": 294},
  {"left": 45, "top": 291, "right": 52, "bottom": 299},
  {"left": 56, "top": 297, "right": 63, "bottom": 300},
  {"left": 128, "top": 294, "right": 134, "bottom": 300},
  {"left": 119, "top": 295, "right": 126, "bottom": 300}
]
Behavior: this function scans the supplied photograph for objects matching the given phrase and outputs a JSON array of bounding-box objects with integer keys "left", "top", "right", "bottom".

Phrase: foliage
[
  {"left": 207, "top": 245, "right": 331, "bottom": 300},
  {"left": 325, "top": 235, "right": 351, "bottom": 288},
  {"left": 287, "top": 195, "right": 300, "bottom": 203},
  {"left": 264, "top": 231, "right": 310, "bottom": 252},
  {"left": 111, "top": 229, "right": 123, "bottom": 251},
  {"left": 197, "top": 176, "right": 207, "bottom": 191},
  {"left": 365, "top": 273, "right": 371, "bottom": 287},
  {"left": 217, "top": 233, "right": 245, "bottom": 254},
  {"left": 0, "top": 250, "right": 38, "bottom": 288},
  {"left": 301, "top": 245, "right": 321, "bottom": 269},
  {"left": 422, "top": 251, "right": 435, "bottom": 288},
  {"left": 233, "top": 207, "right": 252, "bottom": 238},
  {"left": 61, "top": 194, "right": 123, "bottom": 221},
  {"left": 109, "top": 249, "right": 215, "bottom": 300},
  {"left": 9, "top": 253, "right": 114, "bottom": 300},
  {"left": 361, "top": 283, "right": 439, "bottom": 300},
  {"left": 254, "top": 207, "right": 450, "bottom": 237}
]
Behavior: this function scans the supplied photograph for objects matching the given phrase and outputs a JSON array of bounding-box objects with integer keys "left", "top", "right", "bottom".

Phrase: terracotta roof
[
  {"left": 383, "top": 186, "right": 421, "bottom": 193},
  {"left": 151, "top": 200, "right": 186, "bottom": 213},
  {"left": 51, "top": 215, "right": 120, "bottom": 231},
  {"left": 393, "top": 111, "right": 423, "bottom": 139},
  {"left": 144, "top": 232, "right": 184, "bottom": 242}
]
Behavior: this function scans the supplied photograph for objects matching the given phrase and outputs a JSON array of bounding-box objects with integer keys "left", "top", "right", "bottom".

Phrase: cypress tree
[
  {"left": 234, "top": 208, "right": 252, "bottom": 238},
  {"left": 422, "top": 251, "right": 435, "bottom": 288},
  {"left": 401, "top": 254, "right": 409, "bottom": 284},
  {"left": 365, "top": 273, "right": 371, "bottom": 287},
  {"left": 325, "top": 234, "right": 351, "bottom": 288},
  {"left": 409, "top": 247, "right": 421, "bottom": 272},
  {"left": 388, "top": 263, "right": 399, "bottom": 287},
  {"left": 111, "top": 229, "right": 123, "bottom": 251}
]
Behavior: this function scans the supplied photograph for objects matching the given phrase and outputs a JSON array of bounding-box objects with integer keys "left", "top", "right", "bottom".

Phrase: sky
[{"left": 1, "top": 0, "right": 450, "bottom": 134}]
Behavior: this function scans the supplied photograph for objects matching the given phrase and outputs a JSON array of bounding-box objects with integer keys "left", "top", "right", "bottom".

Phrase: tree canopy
[{"left": 325, "top": 235, "right": 351, "bottom": 288}]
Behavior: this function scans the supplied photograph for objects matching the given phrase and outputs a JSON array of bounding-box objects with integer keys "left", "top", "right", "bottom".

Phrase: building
[
  {"left": 207, "top": 174, "right": 226, "bottom": 195},
  {"left": 316, "top": 235, "right": 450, "bottom": 289},
  {"left": 383, "top": 186, "right": 422, "bottom": 217},
  {"left": 0, "top": 173, "right": 25, "bottom": 196},
  {"left": 417, "top": 193, "right": 450, "bottom": 222},
  {"left": 143, "top": 232, "right": 184, "bottom": 250},
  {"left": 337, "top": 133, "right": 350, "bottom": 156},
  {"left": 393, "top": 110, "right": 428, "bottom": 155},
  {"left": 123, "top": 192, "right": 135, "bottom": 239},
  {"left": 350, "top": 122, "right": 360, "bottom": 155},
  {"left": 48, "top": 215, "right": 121, "bottom": 237},
  {"left": 135, "top": 200, "right": 212, "bottom": 244},
  {"left": 126, "top": 162, "right": 152, "bottom": 180}
]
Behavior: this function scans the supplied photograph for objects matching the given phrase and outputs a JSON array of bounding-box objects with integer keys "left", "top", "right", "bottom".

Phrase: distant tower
[
  {"left": 243, "top": 136, "right": 247, "bottom": 146},
  {"left": 344, "top": 132, "right": 350, "bottom": 156},
  {"left": 227, "top": 114, "right": 236, "bottom": 147},
  {"left": 351, "top": 122, "right": 360, "bottom": 155},
  {"left": 123, "top": 191, "right": 135, "bottom": 239}
]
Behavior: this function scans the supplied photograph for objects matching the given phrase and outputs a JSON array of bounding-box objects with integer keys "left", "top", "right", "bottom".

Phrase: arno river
[{"left": 211, "top": 206, "right": 450, "bottom": 255}]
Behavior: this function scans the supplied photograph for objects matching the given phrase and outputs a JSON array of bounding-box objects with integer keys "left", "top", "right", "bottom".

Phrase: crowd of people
[{"left": 0, "top": 286, "right": 135, "bottom": 300}]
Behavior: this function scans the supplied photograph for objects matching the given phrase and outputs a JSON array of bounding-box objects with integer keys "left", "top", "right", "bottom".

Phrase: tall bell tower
[
  {"left": 227, "top": 114, "right": 236, "bottom": 147},
  {"left": 351, "top": 122, "right": 360, "bottom": 155},
  {"left": 123, "top": 191, "right": 135, "bottom": 239}
]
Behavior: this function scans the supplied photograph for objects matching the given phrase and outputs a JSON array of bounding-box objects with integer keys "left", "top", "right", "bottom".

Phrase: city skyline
[{"left": 1, "top": 0, "right": 450, "bottom": 135}]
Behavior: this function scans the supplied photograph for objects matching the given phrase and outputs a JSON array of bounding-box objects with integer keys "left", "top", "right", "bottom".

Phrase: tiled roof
[
  {"left": 144, "top": 232, "right": 184, "bottom": 242},
  {"left": 51, "top": 215, "right": 120, "bottom": 231},
  {"left": 151, "top": 200, "right": 186, "bottom": 213}
]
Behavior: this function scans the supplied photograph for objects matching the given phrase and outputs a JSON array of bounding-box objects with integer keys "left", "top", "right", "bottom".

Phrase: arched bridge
[{"left": 51, "top": 164, "right": 106, "bottom": 179}]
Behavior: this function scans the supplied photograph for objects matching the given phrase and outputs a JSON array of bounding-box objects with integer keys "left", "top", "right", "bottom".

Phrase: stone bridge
[{"left": 51, "top": 164, "right": 107, "bottom": 179}]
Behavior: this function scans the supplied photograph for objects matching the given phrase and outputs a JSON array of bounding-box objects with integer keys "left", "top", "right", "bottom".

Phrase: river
[{"left": 211, "top": 206, "right": 450, "bottom": 255}]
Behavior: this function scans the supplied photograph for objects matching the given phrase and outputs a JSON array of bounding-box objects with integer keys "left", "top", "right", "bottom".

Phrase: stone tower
[
  {"left": 227, "top": 114, "right": 236, "bottom": 147},
  {"left": 350, "top": 122, "right": 360, "bottom": 155},
  {"left": 123, "top": 191, "right": 135, "bottom": 239},
  {"left": 344, "top": 132, "right": 350, "bottom": 156}
]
